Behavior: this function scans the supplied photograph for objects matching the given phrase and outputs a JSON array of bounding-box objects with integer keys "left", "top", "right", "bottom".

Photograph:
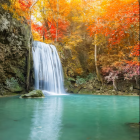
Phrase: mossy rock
[
  {"left": 20, "top": 90, "right": 45, "bottom": 98},
  {"left": 64, "top": 80, "right": 73, "bottom": 92},
  {"left": 73, "top": 87, "right": 81, "bottom": 93},
  {"left": 78, "top": 89, "right": 93, "bottom": 94},
  {"left": 64, "top": 80, "right": 71, "bottom": 87},
  {"left": 9, "top": 87, "right": 23, "bottom": 93}
]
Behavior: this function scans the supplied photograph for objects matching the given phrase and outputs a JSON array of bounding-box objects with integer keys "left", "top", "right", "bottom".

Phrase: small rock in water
[
  {"left": 19, "top": 90, "right": 45, "bottom": 98},
  {"left": 126, "top": 122, "right": 140, "bottom": 128}
]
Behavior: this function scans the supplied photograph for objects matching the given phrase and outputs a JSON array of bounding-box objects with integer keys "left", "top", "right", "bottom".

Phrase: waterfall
[{"left": 32, "top": 41, "right": 65, "bottom": 95}]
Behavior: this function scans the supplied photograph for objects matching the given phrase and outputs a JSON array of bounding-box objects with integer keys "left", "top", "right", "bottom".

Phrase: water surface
[{"left": 0, "top": 95, "right": 139, "bottom": 140}]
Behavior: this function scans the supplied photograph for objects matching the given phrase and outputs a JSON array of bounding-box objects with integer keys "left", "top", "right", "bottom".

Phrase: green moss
[
  {"left": 67, "top": 77, "right": 76, "bottom": 82},
  {"left": 5, "top": 77, "right": 23, "bottom": 92},
  {"left": 11, "top": 66, "right": 25, "bottom": 83},
  {"left": 20, "top": 90, "right": 45, "bottom": 98},
  {"left": 64, "top": 79, "right": 72, "bottom": 88},
  {"left": 76, "top": 76, "right": 86, "bottom": 85},
  {"left": 73, "top": 87, "right": 81, "bottom": 93}
]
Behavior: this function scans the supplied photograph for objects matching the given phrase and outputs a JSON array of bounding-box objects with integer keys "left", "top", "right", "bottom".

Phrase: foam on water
[{"left": 42, "top": 90, "right": 68, "bottom": 96}]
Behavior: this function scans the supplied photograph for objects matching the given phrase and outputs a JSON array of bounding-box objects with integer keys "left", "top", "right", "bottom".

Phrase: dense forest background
[{"left": 0, "top": 0, "right": 139, "bottom": 95}]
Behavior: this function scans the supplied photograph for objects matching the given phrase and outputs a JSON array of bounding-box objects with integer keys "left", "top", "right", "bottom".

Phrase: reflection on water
[{"left": 29, "top": 97, "right": 63, "bottom": 140}]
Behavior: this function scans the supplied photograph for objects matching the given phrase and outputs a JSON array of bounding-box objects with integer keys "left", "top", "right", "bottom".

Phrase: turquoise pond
[{"left": 0, "top": 94, "right": 139, "bottom": 140}]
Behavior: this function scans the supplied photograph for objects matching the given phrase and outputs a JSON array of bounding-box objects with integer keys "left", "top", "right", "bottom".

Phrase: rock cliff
[{"left": 0, "top": 1, "right": 31, "bottom": 95}]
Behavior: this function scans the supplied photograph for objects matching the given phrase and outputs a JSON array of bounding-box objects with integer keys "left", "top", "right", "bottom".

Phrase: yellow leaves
[
  {"left": 36, "top": 0, "right": 70, "bottom": 18},
  {"left": 44, "top": 40, "right": 54, "bottom": 44},
  {"left": 63, "top": 34, "right": 83, "bottom": 48},
  {"left": 1, "top": 0, "right": 30, "bottom": 21},
  {"left": 70, "top": 0, "right": 82, "bottom": 8},
  {"left": 74, "top": 68, "right": 83, "bottom": 75},
  {"left": 121, "top": 0, "right": 137, "bottom": 3},
  {"left": 64, "top": 45, "right": 72, "bottom": 50},
  {"left": 72, "top": 56, "right": 76, "bottom": 60},
  {"left": 133, "top": 57, "right": 139, "bottom": 62},
  {"left": 93, "top": 34, "right": 107, "bottom": 46},
  {"left": 72, "top": 17, "right": 82, "bottom": 22},
  {"left": 33, "top": 31, "right": 54, "bottom": 44},
  {"left": 1, "top": 4, "right": 9, "bottom": 10},
  {"left": 1, "top": 3, "right": 19, "bottom": 20},
  {"left": 32, "top": 32, "right": 42, "bottom": 42},
  {"left": 118, "top": 51, "right": 125, "bottom": 57}
]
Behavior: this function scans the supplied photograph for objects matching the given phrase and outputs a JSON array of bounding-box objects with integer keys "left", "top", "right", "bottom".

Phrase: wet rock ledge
[{"left": 20, "top": 90, "right": 45, "bottom": 98}]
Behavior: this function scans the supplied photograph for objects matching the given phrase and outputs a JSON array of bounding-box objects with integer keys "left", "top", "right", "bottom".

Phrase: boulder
[{"left": 20, "top": 90, "right": 45, "bottom": 98}]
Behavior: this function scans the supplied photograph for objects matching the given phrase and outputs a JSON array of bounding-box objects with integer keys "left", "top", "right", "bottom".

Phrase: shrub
[
  {"left": 102, "top": 61, "right": 140, "bottom": 82},
  {"left": 76, "top": 76, "right": 86, "bottom": 85},
  {"left": 67, "top": 77, "right": 76, "bottom": 82},
  {"left": 5, "top": 77, "right": 21, "bottom": 90},
  {"left": 86, "top": 73, "right": 96, "bottom": 81},
  {"left": 76, "top": 73, "right": 97, "bottom": 85}
]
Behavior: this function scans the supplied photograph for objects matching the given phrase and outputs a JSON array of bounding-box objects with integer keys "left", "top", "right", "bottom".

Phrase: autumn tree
[{"left": 32, "top": 0, "right": 70, "bottom": 43}]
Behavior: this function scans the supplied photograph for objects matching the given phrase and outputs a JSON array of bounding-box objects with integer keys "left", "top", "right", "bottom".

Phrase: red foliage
[
  {"left": 32, "top": 19, "right": 69, "bottom": 41},
  {"left": 18, "top": 0, "right": 32, "bottom": 11},
  {"left": 102, "top": 61, "right": 140, "bottom": 82},
  {"left": 130, "top": 44, "right": 140, "bottom": 57}
]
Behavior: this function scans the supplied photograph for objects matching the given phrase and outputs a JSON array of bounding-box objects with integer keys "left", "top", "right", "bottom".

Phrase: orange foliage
[
  {"left": 87, "top": 0, "right": 139, "bottom": 45},
  {"left": 74, "top": 68, "right": 83, "bottom": 75},
  {"left": 2, "top": 0, "right": 139, "bottom": 78},
  {"left": 2, "top": 0, "right": 34, "bottom": 21}
]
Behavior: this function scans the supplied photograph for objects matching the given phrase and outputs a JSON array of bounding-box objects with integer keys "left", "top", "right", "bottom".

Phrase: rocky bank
[
  {"left": 0, "top": 1, "right": 32, "bottom": 95},
  {"left": 64, "top": 77, "right": 139, "bottom": 95}
]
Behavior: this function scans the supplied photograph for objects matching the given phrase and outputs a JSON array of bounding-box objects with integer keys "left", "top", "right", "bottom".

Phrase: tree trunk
[
  {"left": 55, "top": 0, "right": 59, "bottom": 42},
  {"left": 135, "top": 75, "right": 140, "bottom": 89},
  {"left": 113, "top": 78, "right": 118, "bottom": 94},
  {"left": 43, "top": 30, "right": 45, "bottom": 42},
  {"left": 113, "top": 78, "right": 117, "bottom": 91},
  {"left": 94, "top": 34, "right": 103, "bottom": 85},
  {"left": 26, "top": 9, "right": 31, "bottom": 91},
  {"left": 26, "top": 0, "right": 39, "bottom": 91},
  {"left": 26, "top": 39, "right": 31, "bottom": 91}
]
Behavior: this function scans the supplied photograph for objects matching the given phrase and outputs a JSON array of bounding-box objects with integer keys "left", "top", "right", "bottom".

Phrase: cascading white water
[{"left": 32, "top": 41, "right": 65, "bottom": 95}]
